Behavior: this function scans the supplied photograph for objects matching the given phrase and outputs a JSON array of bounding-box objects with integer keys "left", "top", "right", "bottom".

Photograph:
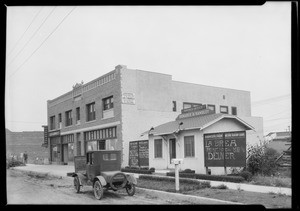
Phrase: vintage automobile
[{"left": 70, "top": 150, "right": 137, "bottom": 200}]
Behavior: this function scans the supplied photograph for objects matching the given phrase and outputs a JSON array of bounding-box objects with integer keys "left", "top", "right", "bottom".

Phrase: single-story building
[{"left": 147, "top": 107, "right": 255, "bottom": 175}]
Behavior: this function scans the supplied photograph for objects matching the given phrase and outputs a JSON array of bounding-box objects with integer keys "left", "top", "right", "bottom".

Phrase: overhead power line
[
  {"left": 252, "top": 94, "right": 291, "bottom": 107},
  {"left": 8, "top": 6, "right": 76, "bottom": 79},
  {"left": 7, "top": 7, "right": 44, "bottom": 58},
  {"left": 7, "top": 7, "right": 56, "bottom": 68}
]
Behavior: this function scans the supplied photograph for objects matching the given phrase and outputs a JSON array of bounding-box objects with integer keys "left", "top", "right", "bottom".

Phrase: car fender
[
  {"left": 72, "top": 173, "right": 86, "bottom": 186},
  {"left": 95, "top": 175, "right": 107, "bottom": 186},
  {"left": 126, "top": 174, "right": 137, "bottom": 185}
]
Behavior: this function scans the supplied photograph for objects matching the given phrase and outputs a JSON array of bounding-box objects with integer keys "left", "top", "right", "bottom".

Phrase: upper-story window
[
  {"left": 76, "top": 107, "right": 80, "bottom": 124},
  {"left": 86, "top": 103, "right": 96, "bottom": 122},
  {"left": 231, "top": 106, "right": 237, "bottom": 115},
  {"left": 65, "top": 110, "right": 73, "bottom": 126},
  {"left": 172, "top": 101, "right": 177, "bottom": 112},
  {"left": 50, "top": 116, "right": 55, "bottom": 130},
  {"left": 58, "top": 113, "right": 62, "bottom": 129},
  {"left": 207, "top": 104, "right": 216, "bottom": 113},
  {"left": 220, "top": 106, "right": 229, "bottom": 114},
  {"left": 103, "top": 96, "right": 114, "bottom": 111},
  {"left": 183, "top": 102, "right": 202, "bottom": 110}
]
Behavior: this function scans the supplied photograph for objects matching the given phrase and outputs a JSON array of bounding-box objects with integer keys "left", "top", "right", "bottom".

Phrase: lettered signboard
[
  {"left": 204, "top": 131, "right": 246, "bottom": 167},
  {"left": 129, "top": 140, "right": 149, "bottom": 167}
]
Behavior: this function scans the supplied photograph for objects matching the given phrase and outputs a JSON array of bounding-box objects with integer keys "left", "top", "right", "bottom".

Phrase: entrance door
[
  {"left": 63, "top": 144, "right": 68, "bottom": 164},
  {"left": 169, "top": 139, "right": 176, "bottom": 164}
]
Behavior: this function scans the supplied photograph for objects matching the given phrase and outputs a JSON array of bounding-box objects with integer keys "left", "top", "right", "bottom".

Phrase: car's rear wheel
[
  {"left": 73, "top": 176, "right": 81, "bottom": 193},
  {"left": 126, "top": 184, "right": 136, "bottom": 196},
  {"left": 94, "top": 180, "right": 104, "bottom": 200}
]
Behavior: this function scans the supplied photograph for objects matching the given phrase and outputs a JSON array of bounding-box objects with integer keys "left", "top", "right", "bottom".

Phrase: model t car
[{"left": 70, "top": 150, "right": 137, "bottom": 200}]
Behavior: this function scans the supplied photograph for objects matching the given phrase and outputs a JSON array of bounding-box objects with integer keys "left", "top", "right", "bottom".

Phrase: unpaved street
[{"left": 6, "top": 169, "right": 227, "bottom": 205}]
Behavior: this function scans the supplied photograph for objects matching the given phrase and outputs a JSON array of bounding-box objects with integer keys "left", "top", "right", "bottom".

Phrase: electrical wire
[
  {"left": 7, "top": 7, "right": 56, "bottom": 68},
  {"left": 7, "top": 7, "right": 44, "bottom": 58},
  {"left": 8, "top": 6, "right": 76, "bottom": 79}
]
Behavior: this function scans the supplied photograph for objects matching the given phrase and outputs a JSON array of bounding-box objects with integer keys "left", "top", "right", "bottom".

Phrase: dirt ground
[{"left": 6, "top": 169, "right": 232, "bottom": 205}]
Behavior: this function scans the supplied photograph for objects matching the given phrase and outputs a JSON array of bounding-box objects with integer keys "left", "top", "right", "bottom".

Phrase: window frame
[
  {"left": 154, "top": 139, "right": 163, "bottom": 158},
  {"left": 65, "top": 110, "right": 73, "bottom": 127},
  {"left": 103, "top": 96, "right": 114, "bottom": 111},
  {"left": 86, "top": 102, "right": 96, "bottom": 122},
  {"left": 220, "top": 105, "right": 229, "bottom": 114},
  {"left": 207, "top": 104, "right": 216, "bottom": 113},
  {"left": 50, "top": 116, "right": 56, "bottom": 130},
  {"left": 184, "top": 136, "right": 195, "bottom": 158},
  {"left": 172, "top": 101, "right": 177, "bottom": 112},
  {"left": 231, "top": 106, "right": 237, "bottom": 115}
]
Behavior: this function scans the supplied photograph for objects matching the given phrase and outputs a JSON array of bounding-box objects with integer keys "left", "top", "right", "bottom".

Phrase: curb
[{"left": 136, "top": 187, "right": 243, "bottom": 204}]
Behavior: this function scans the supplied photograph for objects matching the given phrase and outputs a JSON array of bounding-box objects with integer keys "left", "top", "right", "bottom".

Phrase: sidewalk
[{"left": 10, "top": 164, "right": 291, "bottom": 196}]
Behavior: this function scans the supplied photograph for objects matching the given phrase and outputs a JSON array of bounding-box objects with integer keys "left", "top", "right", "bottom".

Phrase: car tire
[
  {"left": 94, "top": 180, "right": 104, "bottom": 200},
  {"left": 73, "top": 176, "right": 81, "bottom": 193},
  {"left": 126, "top": 184, "right": 136, "bottom": 196}
]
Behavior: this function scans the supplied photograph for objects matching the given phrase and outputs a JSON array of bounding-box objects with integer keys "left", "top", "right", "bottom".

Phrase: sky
[{"left": 5, "top": 3, "right": 291, "bottom": 135}]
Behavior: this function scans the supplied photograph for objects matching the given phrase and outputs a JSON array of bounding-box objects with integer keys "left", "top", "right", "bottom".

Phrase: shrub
[
  {"left": 182, "top": 169, "right": 195, "bottom": 173},
  {"left": 149, "top": 167, "right": 155, "bottom": 172},
  {"left": 139, "top": 174, "right": 200, "bottom": 185},
  {"left": 199, "top": 181, "right": 211, "bottom": 188},
  {"left": 121, "top": 168, "right": 153, "bottom": 174},
  {"left": 8, "top": 160, "right": 25, "bottom": 168},
  {"left": 239, "top": 170, "right": 253, "bottom": 181},
  {"left": 214, "top": 184, "right": 228, "bottom": 189},
  {"left": 247, "top": 142, "right": 280, "bottom": 176}
]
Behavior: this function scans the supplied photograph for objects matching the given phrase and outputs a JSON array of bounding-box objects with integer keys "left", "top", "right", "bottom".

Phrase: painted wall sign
[
  {"left": 122, "top": 93, "right": 135, "bottom": 105},
  {"left": 42, "top": 125, "right": 48, "bottom": 146},
  {"left": 129, "top": 140, "right": 149, "bottom": 167},
  {"left": 177, "top": 108, "right": 214, "bottom": 120},
  {"left": 48, "top": 130, "right": 60, "bottom": 137},
  {"left": 204, "top": 131, "right": 246, "bottom": 167}
]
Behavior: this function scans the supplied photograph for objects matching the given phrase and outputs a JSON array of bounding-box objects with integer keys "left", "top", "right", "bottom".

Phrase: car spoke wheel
[
  {"left": 73, "top": 176, "right": 81, "bottom": 193},
  {"left": 126, "top": 184, "right": 136, "bottom": 196},
  {"left": 94, "top": 180, "right": 104, "bottom": 200}
]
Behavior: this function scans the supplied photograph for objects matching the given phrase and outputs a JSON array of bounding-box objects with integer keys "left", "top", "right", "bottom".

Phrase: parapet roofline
[{"left": 172, "top": 80, "right": 251, "bottom": 93}]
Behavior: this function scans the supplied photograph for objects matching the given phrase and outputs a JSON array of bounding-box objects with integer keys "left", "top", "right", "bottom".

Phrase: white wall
[{"left": 149, "top": 118, "right": 251, "bottom": 175}]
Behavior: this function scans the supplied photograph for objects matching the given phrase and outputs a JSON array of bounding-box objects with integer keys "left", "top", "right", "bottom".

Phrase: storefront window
[
  {"left": 68, "top": 143, "right": 74, "bottom": 161},
  {"left": 87, "top": 141, "right": 97, "bottom": 151},
  {"left": 51, "top": 145, "right": 59, "bottom": 162}
]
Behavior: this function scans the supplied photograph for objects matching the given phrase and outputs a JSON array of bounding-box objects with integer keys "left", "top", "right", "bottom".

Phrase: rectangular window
[
  {"left": 172, "top": 101, "right": 177, "bottom": 112},
  {"left": 220, "top": 106, "right": 229, "bottom": 114},
  {"left": 103, "top": 96, "right": 114, "bottom": 110},
  {"left": 99, "top": 140, "right": 106, "bottom": 150},
  {"left": 231, "top": 107, "right": 237, "bottom": 115},
  {"left": 154, "top": 139, "right": 163, "bottom": 158},
  {"left": 76, "top": 107, "right": 80, "bottom": 123},
  {"left": 50, "top": 116, "right": 55, "bottom": 130},
  {"left": 184, "top": 136, "right": 195, "bottom": 157},
  {"left": 183, "top": 102, "right": 202, "bottom": 110},
  {"left": 58, "top": 113, "right": 62, "bottom": 129},
  {"left": 207, "top": 104, "right": 216, "bottom": 113},
  {"left": 65, "top": 110, "right": 72, "bottom": 126},
  {"left": 86, "top": 102, "right": 96, "bottom": 121}
]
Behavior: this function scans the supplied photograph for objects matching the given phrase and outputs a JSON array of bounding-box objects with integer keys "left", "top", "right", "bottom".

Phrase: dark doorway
[{"left": 169, "top": 138, "right": 176, "bottom": 163}]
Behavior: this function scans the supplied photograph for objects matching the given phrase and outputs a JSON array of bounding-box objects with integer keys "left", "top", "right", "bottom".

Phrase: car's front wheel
[
  {"left": 94, "top": 180, "right": 104, "bottom": 200},
  {"left": 73, "top": 176, "right": 81, "bottom": 193},
  {"left": 126, "top": 183, "right": 136, "bottom": 196}
]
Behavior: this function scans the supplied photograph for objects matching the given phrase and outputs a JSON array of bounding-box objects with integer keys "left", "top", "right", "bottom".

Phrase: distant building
[
  {"left": 46, "top": 65, "right": 263, "bottom": 167},
  {"left": 265, "top": 131, "right": 291, "bottom": 154}
]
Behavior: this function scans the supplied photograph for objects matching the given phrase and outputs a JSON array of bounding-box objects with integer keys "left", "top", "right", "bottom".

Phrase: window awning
[{"left": 145, "top": 113, "right": 255, "bottom": 136}]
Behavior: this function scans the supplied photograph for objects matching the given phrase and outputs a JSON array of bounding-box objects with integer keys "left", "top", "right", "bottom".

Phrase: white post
[{"left": 175, "top": 163, "right": 179, "bottom": 192}]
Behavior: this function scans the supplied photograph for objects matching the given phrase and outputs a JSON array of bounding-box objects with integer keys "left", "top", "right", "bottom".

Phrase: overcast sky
[{"left": 5, "top": 3, "right": 291, "bottom": 135}]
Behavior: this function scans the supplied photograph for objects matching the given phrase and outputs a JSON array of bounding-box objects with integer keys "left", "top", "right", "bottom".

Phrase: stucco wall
[
  {"left": 149, "top": 118, "right": 251, "bottom": 175},
  {"left": 171, "top": 81, "right": 251, "bottom": 116}
]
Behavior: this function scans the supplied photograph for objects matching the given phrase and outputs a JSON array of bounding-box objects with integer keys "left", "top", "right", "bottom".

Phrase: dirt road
[{"left": 6, "top": 169, "right": 229, "bottom": 205}]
